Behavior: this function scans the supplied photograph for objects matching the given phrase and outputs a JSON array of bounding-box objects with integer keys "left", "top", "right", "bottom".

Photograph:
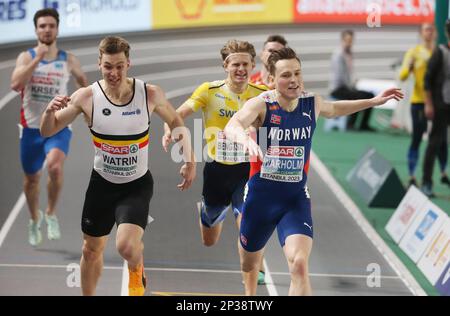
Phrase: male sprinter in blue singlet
[
  {"left": 225, "top": 47, "right": 403, "bottom": 296},
  {"left": 40, "top": 36, "right": 195, "bottom": 296},
  {"left": 11, "top": 8, "right": 88, "bottom": 247}
]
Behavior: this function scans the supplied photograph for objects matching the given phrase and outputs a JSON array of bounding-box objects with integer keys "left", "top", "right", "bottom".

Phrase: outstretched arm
[
  {"left": 316, "top": 88, "right": 404, "bottom": 119},
  {"left": 40, "top": 86, "right": 91, "bottom": 137},
  {"left": 150, "top": 84, "right": 196, "bottom": 190},
  {"left": 224, "top": 97, "right": 266, "bottom": 159},
  {"left": 162, "top": 102, "right": 195, "bottom": 152}
]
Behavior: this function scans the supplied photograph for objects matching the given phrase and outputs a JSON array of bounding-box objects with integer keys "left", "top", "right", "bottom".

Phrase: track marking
[
  {"left": 0, "top": 263, "right": 400, "bottom": 279},
  {"left": 262, "top": 259, "right": 278, "bottom": 296},
  {"left": 310, "top": 151, "right": 426, "bottom": 296},
  {"left": 0, "top": 194, "right": 25, "bottom": 248},
  {"left": 0, "top": 91, "right": 18, "bottom": 111},
  {"left": 120, "top": 260, "right": 128, "bottom": 296},
  {"left": 0, "top": 31, "right": 418, "bottom": 70}
]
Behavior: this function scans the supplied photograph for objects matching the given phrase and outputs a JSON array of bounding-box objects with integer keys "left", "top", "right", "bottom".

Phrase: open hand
[
  {"left": 177, "top": 162, "right": 196, "bottom": 191},
  {"left": 373, "top": 88, "right": 404, "bottom": 106}
]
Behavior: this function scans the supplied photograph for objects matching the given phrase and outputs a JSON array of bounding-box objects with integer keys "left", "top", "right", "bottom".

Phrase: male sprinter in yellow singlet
[{"left": 162, "top": 40, "right": 268, "bottom": 284}]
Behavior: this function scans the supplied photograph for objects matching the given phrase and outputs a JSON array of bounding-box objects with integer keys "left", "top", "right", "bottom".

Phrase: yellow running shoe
[{"left": 128, "top": 264, "right": 147, "bottom": 296}]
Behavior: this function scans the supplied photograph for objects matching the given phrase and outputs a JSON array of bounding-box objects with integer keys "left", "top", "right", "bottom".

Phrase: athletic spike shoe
[
  {"left": 45, "top": 214, "right": 61, "bottom": 240},
  {"left": 28, "top": 210, "right": 43, "bottom": 246},
  {"left": 129, "top": 264, "right": 147, "bottom": 296},
  {"left": 258, "top": 271, "right": 266, "bottom": 285}
]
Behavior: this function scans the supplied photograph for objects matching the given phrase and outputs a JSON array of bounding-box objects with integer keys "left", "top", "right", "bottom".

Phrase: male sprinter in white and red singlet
[
  {"left": 250, "top": 34, "right": 287, "bottom": 89},
  {"left": 10, "top": 8, "right": 88, "bottom": 247},
  {"left": 225, "top": 47, "right": 403, "bottom": 296},
  {"left": 40, "top": 36, "right": 196, "bottom": 296}
]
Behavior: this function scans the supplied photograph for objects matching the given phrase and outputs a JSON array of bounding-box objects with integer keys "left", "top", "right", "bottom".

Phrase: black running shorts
[
  {"left": 81, "top": 169, "right": 153, "bottom": 237},
  {"left": 202, "top": 160, "right": 250, "bottom": 207}
]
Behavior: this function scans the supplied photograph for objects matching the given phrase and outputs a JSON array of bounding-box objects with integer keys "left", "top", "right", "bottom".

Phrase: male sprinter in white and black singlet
[{"left": 40, "top": 36, "right": 196, "bottom": 296}]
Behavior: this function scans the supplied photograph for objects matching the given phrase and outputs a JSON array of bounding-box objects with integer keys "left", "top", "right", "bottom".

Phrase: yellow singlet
[{"left": 184, "top": 80, "right": 267, "bottom": 165}]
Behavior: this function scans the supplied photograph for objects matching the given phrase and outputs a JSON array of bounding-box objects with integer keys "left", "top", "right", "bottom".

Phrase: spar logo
[
  {"left": 129, "top": 144, "right": 138, "bottom": 154},
  {"left": 267, "top": 146, "right": 304, "bottom": 157},
  {"left": 101, "top": 143, "right": 138, "bottom": 155}
]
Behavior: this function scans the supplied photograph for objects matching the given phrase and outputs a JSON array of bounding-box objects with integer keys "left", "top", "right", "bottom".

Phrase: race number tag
[
  {"left": 215, "top": 130, "right": 249, "bottom": 163},
  {"left": 260, "top": 146, "right": 304, "bottom": 182},
  {"left": 99, "top": 143, "right": 139, "bottom": 177}
]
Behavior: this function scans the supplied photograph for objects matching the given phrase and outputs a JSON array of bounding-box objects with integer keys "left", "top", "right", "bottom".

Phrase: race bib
[
  {"left": 260, "top": 146, "right": 304, "bottom": 182},
  {"left": 99, "top": 143, "right": 139, "bottom": 177},
  {"left": 215, "top": 130, "right": 249, "bottom": 163}
]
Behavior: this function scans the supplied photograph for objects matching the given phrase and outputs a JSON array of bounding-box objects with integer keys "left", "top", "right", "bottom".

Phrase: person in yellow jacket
[{"left": 399, "top": 23, "right": 449, "bottom": 188}]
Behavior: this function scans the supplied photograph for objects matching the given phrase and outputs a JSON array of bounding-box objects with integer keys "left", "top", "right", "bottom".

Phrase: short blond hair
[
  {"left": 220, "top": 40, "right": 256, "bottom": 62},
  {"left": 98, "top": 36, "right": 130, "bottom": 59}
]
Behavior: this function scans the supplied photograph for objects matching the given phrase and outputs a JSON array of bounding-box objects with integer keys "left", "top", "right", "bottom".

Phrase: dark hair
[
  {"left": 341, "top": 29, "right": 354, "bottom": 39},
  {"left": 267, "top": 47, "right": 301, "bottom": 75},
  {"left": 446, "top": 20, "right": 450, "bottom": 38},
  {"left": 264, "top": 35, "right": 288, "bottom": 48},
  {"left": 220, "top": 39, "right": 256, "bottom": 62},
  {"left": 99, "top": 36, "right": 131, "bottom": 59},
  {"left": 33, "top": 8, "right": 59, "bottom": 28}
]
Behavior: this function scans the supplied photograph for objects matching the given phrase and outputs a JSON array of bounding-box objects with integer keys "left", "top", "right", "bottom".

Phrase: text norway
[{"left": 268, "top": 126, "right": 311, "bottom": 141}]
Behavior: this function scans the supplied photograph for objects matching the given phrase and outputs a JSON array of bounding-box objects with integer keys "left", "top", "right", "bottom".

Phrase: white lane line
[
  {"left": 0, "top": 263, "right": 122, "bottom": 270},
  {"left": 120, "top": 261, "right": 128, "bottom": 296},
  {"left": 82, "top": 52, "right": 220, "bottom": 72},
  {"left": 263, "top": 259, "right": 278, "bottom": 296},
  {"left": 310, "top": 151, "right": 426, "bottom": 296},
  {"left": 0, "top": 31, "right": 417, "bottom": 70},
  {"left": 165, "top": 86, "right": 201, "bottom": 99},
  {"left": 271, "top": 271, "right": 401, "bottom": 279},
  {"left": 0, "top": 193, "right": 26, "bottom": 248},
  {"left": 0, "top": 263, "right": 401, "bottom": 279},
  {"left": 0, "top": 91, "right": 18, "bottom": 111},
  {"left": 0, "top": 160, "right": 47, "bottom": 249},
  {"left": 138, "top": 66, "right": 221, "bottom": 82}
]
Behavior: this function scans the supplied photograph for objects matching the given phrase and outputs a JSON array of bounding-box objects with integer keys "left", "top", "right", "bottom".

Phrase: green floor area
[{"left": 313, "top": 113, "right": 450, "bottom": 296}]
